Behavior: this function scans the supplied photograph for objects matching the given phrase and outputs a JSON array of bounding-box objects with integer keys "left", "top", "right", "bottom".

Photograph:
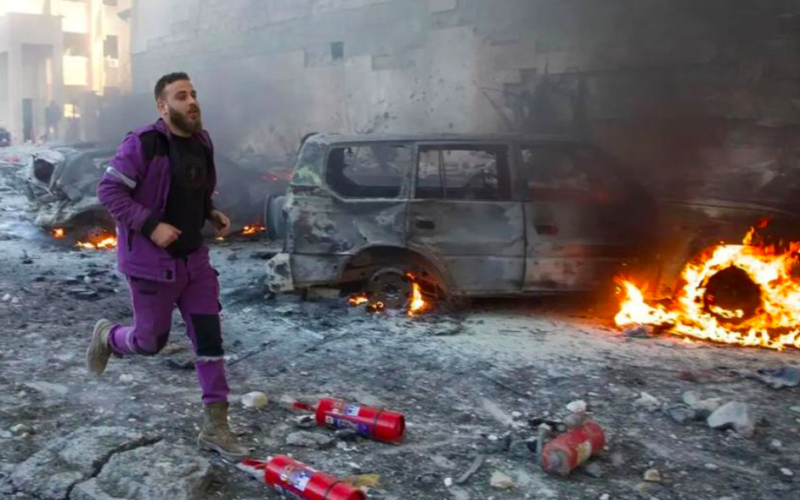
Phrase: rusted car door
[
  {"left": 519, "top": 143, "right": 648, "bottom": 292},
  {"left": 303, "top": 141, "right": 413, "bottom": 252},
  {"left": 285, "top": 141, "right": 414, "bottom": 286},
  {"left": 407, "top": 142, "right": 525, "bottom": 293}
]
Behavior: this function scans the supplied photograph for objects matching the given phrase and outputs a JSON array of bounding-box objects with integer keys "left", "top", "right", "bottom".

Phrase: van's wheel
[{"left": 366, "top": 267, "right": 413, "bottom": 310}]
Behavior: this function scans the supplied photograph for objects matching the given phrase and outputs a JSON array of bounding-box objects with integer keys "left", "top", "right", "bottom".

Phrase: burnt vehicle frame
[
  {"left": 21, "top": 144, "right": 117, "bottom": 230},
  {"left": 14, "top": 140, "right": 289, "bottom": 235},
  {"left": 266, "top": 134, "right": 656, "bottom": 307}
]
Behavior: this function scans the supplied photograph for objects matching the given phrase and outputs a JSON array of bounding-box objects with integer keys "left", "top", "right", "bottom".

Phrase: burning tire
[
  {"left": 616, "top": 223, "right": 800, "bottom": 350},
  {"left": 343, "top": 248, "right": 444, "bottom": 314},
  {"left": 366, "top": 267, "right": 414, "bottom": 310},
  {"left": 703, "top": 266, "right": 762, "bottom": 324}
]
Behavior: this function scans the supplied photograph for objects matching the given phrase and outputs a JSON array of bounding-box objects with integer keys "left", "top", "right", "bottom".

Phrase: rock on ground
[
  {"left": 633, "top": 392, "right": 661, "bottom": 412},
  {"left": 71, "top": 441, "right": 213, "bottom": 500},
  {"left": 707, "top": 401, "right": 756, "bottom": 438},
  {"left": 643, "top": 468, "right": 662, "bottom": 483},
  {"left": 489, "top": 471, "right": 515, "bottom": 489},
  {"left": 665, "top": 404, "right": 698, "bottom": 424},
  {"left": 11, "top": 426, "right": 151, "bottom": 500},
  {"left": 683, "top": 391, "right": 723, "bottom": 417},
  {"left": 286, "top": 430, "right": 335, "bottom": 448}
]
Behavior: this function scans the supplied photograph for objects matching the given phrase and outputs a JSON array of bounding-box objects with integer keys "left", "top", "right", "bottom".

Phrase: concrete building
[
  {"left": 128, "top": 0, "right": 537, "bottom": 163},
  {"left": 128, "top": 0, "right": 800, "bottom": 204},
  {"left": 0, "top": 0, "right": 132, "bottom": 143}
]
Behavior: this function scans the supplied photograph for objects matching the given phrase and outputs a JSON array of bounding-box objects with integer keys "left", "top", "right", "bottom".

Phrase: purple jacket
[{"left": 98, "top": 119, "right": 217, "bottom": 282}]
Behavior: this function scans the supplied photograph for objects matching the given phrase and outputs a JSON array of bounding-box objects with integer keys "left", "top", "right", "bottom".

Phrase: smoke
[{"left": 91, "top": 0, "right": 800, "bottom": 224}]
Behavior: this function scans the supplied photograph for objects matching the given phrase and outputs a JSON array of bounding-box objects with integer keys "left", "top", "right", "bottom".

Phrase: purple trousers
[{"left": 108, "top": 248, "right": 229, "bottom": 405}]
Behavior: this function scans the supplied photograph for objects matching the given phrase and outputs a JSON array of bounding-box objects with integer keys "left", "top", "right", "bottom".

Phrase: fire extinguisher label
[
  {"left": 344, "top": 404, "right": 361, "bottom": 417},
  {"left": 289, "top": 470, "right": 312, "bottom": 492},
  {"left": 326, "top": 416, "right": 350, "bottom": 429},
  {"left": 576, "top": 441, "right": 593, "bottom": 464},
  {"left": 325, "top": 415, "right": 373, "bottom": 436}
]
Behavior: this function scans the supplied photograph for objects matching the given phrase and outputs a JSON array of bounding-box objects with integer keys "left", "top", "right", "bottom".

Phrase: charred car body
[
  {"left": 266, "top": 134, "right": 657, "bottom": 307},
  {"left": 12, "top": 142, "right": 290, "bottom": 234},
  {"left": 21, "top": 144, "right": 117, "bottom": 229}
]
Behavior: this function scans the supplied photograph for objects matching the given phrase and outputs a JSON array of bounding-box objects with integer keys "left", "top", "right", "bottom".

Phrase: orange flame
[
  {"left": 77, "top": 234, "right": 117, "bottom": 250},
  {"left": 408, "top": 280, "right": 428, "bottom": 317},
  {"left": 615, "top": 225, "right": 800, "bottom": 351},
  {"left": 347, "top": 274, "right": 432, "bottom": 316},
  {"left": 52, "top": 228, "right": 65, "bottom": 239},
  {"left": 348, "top": 294, "right": 369, "bottom": 306},
  {"left": 242, "top": 224, "right": 267, "bottom": 236}
]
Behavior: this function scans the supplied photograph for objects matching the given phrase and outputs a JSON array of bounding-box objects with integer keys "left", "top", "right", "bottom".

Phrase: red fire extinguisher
[
  {"left": 295, "top": 398, "right": 406, "bottom": 444},
  {"left": 240, "top": 456, "right": 367, "bottom": 500},
  {"left": 540, "top": 420, "right": 605, "bottom": 476}
]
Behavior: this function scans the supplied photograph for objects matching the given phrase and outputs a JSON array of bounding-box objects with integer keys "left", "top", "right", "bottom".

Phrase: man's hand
[
  {"left": 210, "top": 210, "right": 231, "bottom": 237},
  {"left": 150, "top": 223, "right": 182, "bottom": 248}
]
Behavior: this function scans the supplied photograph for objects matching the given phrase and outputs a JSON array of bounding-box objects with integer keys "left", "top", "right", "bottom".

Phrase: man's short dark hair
[{"left": 154, "top": 72, "right": 191, "bottom": 101}]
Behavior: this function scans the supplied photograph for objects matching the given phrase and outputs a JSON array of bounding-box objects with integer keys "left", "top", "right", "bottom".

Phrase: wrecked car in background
[
  {"left": 20, "top": 144, "right": 116, "bottom": 230},
  {"left": 265, "top": 134, "right": 657, "bottom": 307},
  {"left": 9, "top": 142, "right": 291, "bottom": 234}
]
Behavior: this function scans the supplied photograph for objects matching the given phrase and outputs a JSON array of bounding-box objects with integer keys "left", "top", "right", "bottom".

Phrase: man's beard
[{"left": 168, "top": 105, "right": 203, "bottom": 135}]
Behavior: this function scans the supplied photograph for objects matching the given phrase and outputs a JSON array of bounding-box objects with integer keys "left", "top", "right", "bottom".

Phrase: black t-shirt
[{"left": 163, "top": 135, "right": 209, "bottom": 258}]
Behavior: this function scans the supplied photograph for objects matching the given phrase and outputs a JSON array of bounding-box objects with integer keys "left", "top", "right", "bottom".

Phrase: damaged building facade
[
  {"left": 0, "top": 0, "right": 132, "bottom": 143},
  {"left": 127, "top": 0, "right": 800, "bottom": 207}
]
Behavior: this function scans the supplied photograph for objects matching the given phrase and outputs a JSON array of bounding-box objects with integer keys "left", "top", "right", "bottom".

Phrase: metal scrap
[{"left": 455, "top": 455, "right": 486, "bottom": 485}]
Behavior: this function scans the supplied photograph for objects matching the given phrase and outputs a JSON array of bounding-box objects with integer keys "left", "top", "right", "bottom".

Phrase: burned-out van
[{"left": 265, "top": 134, "right": 656, "bottom": 308}]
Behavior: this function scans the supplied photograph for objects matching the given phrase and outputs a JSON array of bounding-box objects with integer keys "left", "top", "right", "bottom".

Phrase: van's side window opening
[
  {"left": 416, "top": 145, "right": 511, "bottom": 201},
  {"left": 521, "top": 146, "right": 620, "bottom": 203},
  {"left": 326, "top": 144, "right": 411, "bottom": 198}
]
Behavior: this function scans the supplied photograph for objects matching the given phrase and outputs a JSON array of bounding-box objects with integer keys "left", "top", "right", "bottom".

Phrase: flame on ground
[
  {"left": 408, "top": 280, "right": 428, "bottom": 316},
  {"left": 615, "top": 223, "right": 800, "bottom": 351},
  {"left": 242, "top": 224, "right": 267, "bottom": 236},
  {"left": 77, "top": 234, "right": 117, "bottom": 250},
  {"left": 348, "top": 274, "right": 432, "bottom": 316},
  {"left": 346, "top": 293, "right": 387, "bottom": 313},
  {"left": 348, "top": 294, "right": 369, "bottom": 306},
  {"left": 52, "top": 228, "right": 65, "bottom": 239}
]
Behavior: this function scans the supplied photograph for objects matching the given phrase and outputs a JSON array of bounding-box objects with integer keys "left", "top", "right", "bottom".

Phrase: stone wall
[{"left": 126, "top": 0, "right": 800, "bottom": 205}]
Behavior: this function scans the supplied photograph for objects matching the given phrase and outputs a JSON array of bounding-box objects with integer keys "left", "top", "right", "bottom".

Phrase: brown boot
[
  {"left": 198, "top": 402, "right": 250, "bottom": 461},
  {"left": 86, "top": 319, "right": 113, "bottom": 376}
]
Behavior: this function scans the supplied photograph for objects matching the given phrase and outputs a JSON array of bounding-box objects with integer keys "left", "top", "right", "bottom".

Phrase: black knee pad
[{"left": 191, "top": 314, "right": 224, "bottom": 358}]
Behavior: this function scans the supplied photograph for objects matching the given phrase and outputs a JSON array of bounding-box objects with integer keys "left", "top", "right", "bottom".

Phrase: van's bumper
[{"left": 265, "top": 253, "right": 350, "bottom": 293}]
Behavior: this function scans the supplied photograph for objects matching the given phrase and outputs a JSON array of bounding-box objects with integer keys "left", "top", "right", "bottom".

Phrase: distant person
[
  {"left": 89, "top": 72, "right": 248, "bottom": 460},
  {"left": 45, "top": 101, "right": 61, "bottom": 142}
]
